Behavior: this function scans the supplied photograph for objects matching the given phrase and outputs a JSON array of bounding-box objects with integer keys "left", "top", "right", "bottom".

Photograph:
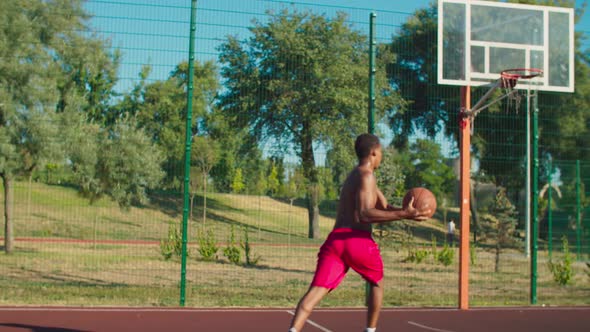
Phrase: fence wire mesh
[{"left": 0, "top": 0, "right": 589, "bottom": 307}]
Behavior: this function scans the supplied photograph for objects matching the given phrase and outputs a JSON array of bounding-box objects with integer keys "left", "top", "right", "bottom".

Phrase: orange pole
[{"left": 459, "top": 86, "right": 471, "bottom": 310}]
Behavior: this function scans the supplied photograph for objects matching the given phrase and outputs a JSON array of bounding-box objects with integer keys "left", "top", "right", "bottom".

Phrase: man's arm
[{"left": 357, "top": 171, "right": 429, "bottom": 223}]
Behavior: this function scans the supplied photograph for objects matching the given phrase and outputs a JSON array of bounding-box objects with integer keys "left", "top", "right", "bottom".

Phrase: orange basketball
[{"left": 402, "top": 187, "right": 437, "bottom": 218}]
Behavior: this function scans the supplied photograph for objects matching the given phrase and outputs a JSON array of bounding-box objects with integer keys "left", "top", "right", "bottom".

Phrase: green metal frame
[
  {"left": 530, "top": 91, "right": 539, "bottom": 305},
  {"left": 179, "top": 0, "right": 198, "bottom": 306}
]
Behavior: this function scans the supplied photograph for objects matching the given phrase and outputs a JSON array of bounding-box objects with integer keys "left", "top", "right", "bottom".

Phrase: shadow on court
[{"left": 0, "top": 323, "right": 88, "bottom": 332}]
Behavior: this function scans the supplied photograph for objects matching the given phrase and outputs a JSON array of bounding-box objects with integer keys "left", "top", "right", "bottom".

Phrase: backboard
[{"left": 438, "top": 0, "right": 574, "bottom": 92}]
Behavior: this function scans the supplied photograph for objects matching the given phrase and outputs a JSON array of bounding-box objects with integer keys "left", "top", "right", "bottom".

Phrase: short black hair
[{"left": 354, "top": 134, "right": 380, "bottom": 160}]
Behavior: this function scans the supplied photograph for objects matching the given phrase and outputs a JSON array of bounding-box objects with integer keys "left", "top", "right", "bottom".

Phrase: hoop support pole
[
  {"left": 459, "top": 86, "right": 471, "bottom": 310},
  {"left": 463, "top": 80, "right": 501, "bottom": 118}
]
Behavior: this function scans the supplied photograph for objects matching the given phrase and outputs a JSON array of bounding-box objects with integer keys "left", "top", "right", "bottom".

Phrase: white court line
[
  {"left": 287, "top": 310, "right": 333, "bottom": 332},
  {"left": 408, "top": 321, "right": 456, "bottom": 332}
]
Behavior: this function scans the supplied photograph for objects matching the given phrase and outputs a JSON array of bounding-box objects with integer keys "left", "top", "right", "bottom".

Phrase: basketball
[{"left": 402, "top": 187, "right": 437, "bottom": 218}]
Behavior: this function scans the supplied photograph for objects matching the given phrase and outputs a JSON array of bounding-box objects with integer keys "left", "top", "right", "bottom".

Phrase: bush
[
  {"left": 404, "top": 249, "right": 429, "bottom": 263},
  {"left": 437, "top": 242, "right": 455, "bottom": 266},
  {"left": 547, "top": 236, "right": 574, "bottom": 286},
  {"left": 196, "top": 228, "right": 218, "bottom": 261},
  {"left": 223, "top": 225, "right": 241, "bottom": 265},
  {"left": 241, "top": 227, "right": 261, "bottom": 266},
  {"left": 400, "top": 227, "right": 428, "bottom": 263},
  {"left": 160, "top": 223, "right": 183, "bottom": 260}
]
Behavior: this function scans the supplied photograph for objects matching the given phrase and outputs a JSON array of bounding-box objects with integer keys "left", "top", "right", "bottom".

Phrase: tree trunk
[
  {"left": 203, "top": 171, "right": 207, "bottom": 224},
  {"left": 307, "top": 184, "right": 320, "bottom": 239},
  {"left": 2, "top": 174, "right": 14, "bottom": 254},
  {"left": 27, "top": 174, "right": 33, "bottom": 220},
  {"left": 300, "top": 131, "right": 320, "bottom": 239},
  {"left": 494, "top": 242, "right": 500, "bottom": 273}
]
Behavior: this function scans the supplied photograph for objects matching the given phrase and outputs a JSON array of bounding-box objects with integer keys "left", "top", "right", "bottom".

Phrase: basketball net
[{"left": 461, "top": 68, "right": 543, "bottom": 134}]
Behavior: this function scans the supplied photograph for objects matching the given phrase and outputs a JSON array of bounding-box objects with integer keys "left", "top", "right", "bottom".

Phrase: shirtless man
[{"left": 288, "top": 133, "right": 431, "bottom": 332}]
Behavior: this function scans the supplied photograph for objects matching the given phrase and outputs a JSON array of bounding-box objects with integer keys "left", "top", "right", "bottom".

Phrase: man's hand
[{"left": 403, "top": 196, "right": 432, "bottom": 221}]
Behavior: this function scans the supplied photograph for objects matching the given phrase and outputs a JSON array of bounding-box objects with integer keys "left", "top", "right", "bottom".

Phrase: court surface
[{"left": 1, "top": 306, "right": 589, "bottom": 331}]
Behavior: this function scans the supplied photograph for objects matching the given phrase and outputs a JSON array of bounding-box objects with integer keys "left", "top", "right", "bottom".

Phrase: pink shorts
[{"left": 311, "top": 228, "right": 383, "bottom": 290}]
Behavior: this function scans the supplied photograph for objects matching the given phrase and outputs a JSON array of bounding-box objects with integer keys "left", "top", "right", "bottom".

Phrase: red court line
[
  {"left": 0, "top": 307, "right": 589, "bottom": 332},
  {"left": 3, "top": 237, "right": 318, "bottom": 247}
]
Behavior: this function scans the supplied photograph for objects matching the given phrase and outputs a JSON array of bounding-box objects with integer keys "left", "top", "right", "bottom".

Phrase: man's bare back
[{"left": 333, "top": 166, "right": 375, "bottom": 232}]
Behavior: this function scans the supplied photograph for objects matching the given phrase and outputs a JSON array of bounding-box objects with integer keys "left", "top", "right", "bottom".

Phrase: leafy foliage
[
  {"left": 241, "top": 227, "right": 261, "bottom": 266},
  {"left": 196, "top": 228, "right": 219, "bottom": 261},
  {"left": 134, "top": 61, "right": 219, "bottom": 189},
  {"left": 547, "top": 236, "right": 574, "bottom": 286},
  {"left": 436, "top": 242, "right": 455, "bottom": 266},
  {"left": 376, "top": 146, "right": 406, "bottom": 202},
  {"left": 223, "top": 225, "right": 242, "bottom": 265},
  {"left": 160, "top": 223, "right": 183, "bottom": 260},
  {"left": 217, "top": 8, "right": 403, "bottom": 238},
  {"left": 480, "top": 188, "right": 520, "bottom": 272},
  {"left": 404, "top": 139, "right": 456, "bottom": 199},
  {"left": 96, "top": 117, "right": 165, "bottom": 207}
]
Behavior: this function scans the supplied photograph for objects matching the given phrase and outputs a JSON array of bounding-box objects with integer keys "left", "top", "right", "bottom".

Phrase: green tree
[
  {"left": 96, "top": 117, "right": 165, "bottom": 207},
  {"left": 376, "top": 145, "right": 406, "bottom": 202},
  {"left": 232, "top": 168, "right": 245, "bottom": 194},
  {"left": 217, "top": 9, "right": 401, "bottom": 238},
  {"left": 282, "top": 167, "right": 307, "bottom": 205},
  {"left": 135, "top": 60, "right": 218, "bottom": 189},
  {"left": 405, "top": 139, "right": 456, "bottom": 200},
  {"left": 191, "top": 136, "right": 219, "bottom": 223},
  {"left": 387, "top": 0, "right": 589, "bottom": 236},
  {"left": 60, "top": 110, "right": 102, "bottom": 202},
  {"left": 480, "top": 188, "right": 520, "bottom": 272},
  {"left": 325, "top": 136, "right": 357, "bottom": 194},
  {"left": 267, "top": 162, "right": 281, "bottom": 196},
  {"left": 0, "top": 0, "right": 117, "bottom": 253},
  {"left": 386, "top": 5, "right": 461, "bottom": 151}
]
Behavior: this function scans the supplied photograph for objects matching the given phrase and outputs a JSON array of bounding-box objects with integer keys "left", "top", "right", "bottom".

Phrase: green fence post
[
  {"left": 530, "top": 89, "right": 539, "bottom": 305},
  {"left": 365, "top": 11, "right": 376, "bottom": 305},
  {"left": 368, "top": 12, "right": 376, "bottom": 135},
  {"left": 548, "top": 161, "right": 553, "bottom": 259},
  {"left": 576, "top": 160, "right": 582, "bottom": 260},
  {"left": 179, "top": 0, "right": 198, "bottom": 307}
]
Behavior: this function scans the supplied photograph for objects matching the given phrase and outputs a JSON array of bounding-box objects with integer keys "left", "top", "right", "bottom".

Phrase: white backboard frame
[{"left": 438, "top": 0, "right": 575, "bottom": 92}]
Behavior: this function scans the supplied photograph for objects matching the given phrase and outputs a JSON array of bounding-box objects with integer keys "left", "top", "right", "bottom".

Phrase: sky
[
  {"left": 87, "top": 0, "right": 590, "bottom": 88},
  {"left": 85, "top": 0, "right": 590, "bottom": 160}
]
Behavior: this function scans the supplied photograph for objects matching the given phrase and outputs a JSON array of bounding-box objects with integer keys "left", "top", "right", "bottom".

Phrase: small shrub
[
  {"left": 547, "top": 236, "right": 574, "bottom": 286},
  {"left": 241, "top": 227, "right": 261, "bottom": 266},
  {"left": 400, "top": 227, "right": 428, "bottom": 263},
  {"left": 196, "top": 228, "right": 218, "bottom": 261},
  {"left": 223, "top": 225, "right": 241, "bottom": 265},
  {"left": 404, "top": 247, "right": 429, "bottom": 263},
  {"left": 437, "top": 242, "right": 455, "bottom": 266},
  {"left": 160, "top": 223, "right": 183, "bottom": 260}
]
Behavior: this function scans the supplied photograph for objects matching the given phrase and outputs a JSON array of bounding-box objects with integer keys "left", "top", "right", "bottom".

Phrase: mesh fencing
[{"left": 0, "top": 0, "right": 589, "bottom": 307}]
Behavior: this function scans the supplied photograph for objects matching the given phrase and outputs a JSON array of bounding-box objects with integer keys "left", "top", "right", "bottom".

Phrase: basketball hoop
[
  {"left": 462, "top": 68, "right": 543, "bottom": 122},
  {"left": 500, "top": 68, "right": 543, "bottom": 90},
  {"left": 500, "top": 68, "right": 544, "bottom": 80}
]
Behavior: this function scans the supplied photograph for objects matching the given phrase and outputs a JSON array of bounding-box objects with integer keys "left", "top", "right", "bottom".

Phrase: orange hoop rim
[{"left": 500, "top": 68, "right": 543, "bottom": 80}]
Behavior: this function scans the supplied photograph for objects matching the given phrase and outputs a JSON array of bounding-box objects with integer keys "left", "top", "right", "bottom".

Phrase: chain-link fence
[{"left": 1, "top": 0, "right": 589, "bottom": 307}]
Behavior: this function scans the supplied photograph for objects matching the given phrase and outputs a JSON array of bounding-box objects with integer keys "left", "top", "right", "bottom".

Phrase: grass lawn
[{"left": 0, "top": 181, "right": 589, "bottom": 307}]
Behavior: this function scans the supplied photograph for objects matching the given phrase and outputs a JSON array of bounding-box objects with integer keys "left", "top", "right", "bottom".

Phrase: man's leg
[
  {"left": 289, "top": 286, "right": 330, "bottom": 331},
  {"left": 366, "top": 280, "right": 383, "bottom": 329}
]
